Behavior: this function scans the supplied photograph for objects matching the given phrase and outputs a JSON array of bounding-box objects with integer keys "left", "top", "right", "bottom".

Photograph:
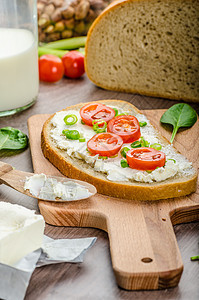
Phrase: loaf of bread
[
  {"left": 41, "top": 100, "right": 197, "bottom": 201},
  {"left": 85, "top": 0, "right": 199, "bottom": 102}
]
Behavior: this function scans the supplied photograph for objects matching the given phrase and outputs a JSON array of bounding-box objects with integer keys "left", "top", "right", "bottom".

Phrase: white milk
[{"left": 0, "top": 28, "right": 39, "bottom": 111}]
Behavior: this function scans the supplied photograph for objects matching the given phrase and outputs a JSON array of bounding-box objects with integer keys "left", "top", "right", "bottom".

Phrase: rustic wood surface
[
  {"left": 0, "top": 76, "right": 198, "bottom": 299},
  {"left": 28, "top": 110, "right": 199, "bottom": 290}
]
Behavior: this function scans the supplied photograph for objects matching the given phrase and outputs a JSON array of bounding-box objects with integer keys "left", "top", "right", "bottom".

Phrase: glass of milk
[{"left": 0, "top": 0, "right": 39, "bottom": 117}]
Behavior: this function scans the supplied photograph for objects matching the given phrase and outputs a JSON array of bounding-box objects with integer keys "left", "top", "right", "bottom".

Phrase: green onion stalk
[
  {"left": 38, "top": 47, "right": 68, "bottom": 58},
  {"left": 43, "top": 36, "right": 87, "bottom": 50}
]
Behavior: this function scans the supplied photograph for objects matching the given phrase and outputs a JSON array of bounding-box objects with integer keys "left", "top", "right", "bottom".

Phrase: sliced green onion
[
  {"left": 62, "top": 129, "right": 69, "bottom": 134},
  {"left": 140, "top": 137, "right": 150, "bottom": 147},
  {"left": 121, "top": 159, "right": 129, "bottom": 168},
  {"left": 64, "top": 114, "right": 78, "bottom": 125},
  {"left": 146, "top": 170, "right": 152, "bottom": 173},
  {"left": 120, "top": 147, "right": 130, "bottom": 158},
  {"left": 190, "top": 255, "right": 199, "bottom": 261},
  {"left": 117, "top": 112, "right": 128, "bottom": 116},
  {"left": 62, "top": 129, "right": 80, "bottom": 140},
  {"left": 131, "top": 140, "right": 142, "bottom": 148},
  {"left": 98, "top": 156, "right": 108, "bottom": 160},
  {"left": 79, "top": 137, "right": 86, "bottom": 142},
  {"left": 81, "top": 120, "right": 85, "bottom": 125},
  {"left": 113, "top": 108, "right": 118, "bottom": 116},
  {"left": 92, "top": 119, "right": 107, "bottom": 133},
  {"left": 150, "top": 143, "right": 162, "bottom": 150},
  {"left": 139, "top": 121, "right": 147, "bottom": 127},
  {"left": 167, "top": 158, "right": 176, "bottom": 163},
  {"left": 109, "top": 154, "right": 118, "bottom": 158}
]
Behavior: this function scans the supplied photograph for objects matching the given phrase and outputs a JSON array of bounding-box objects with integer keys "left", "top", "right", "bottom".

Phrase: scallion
[
  {"left": 79, "top": 137, "right": 86, "bottom": 142},
  {"left": 139, "top": 121, "right": 147, "bottom": 127},
  {"left": 121, "top": 159, "right": 129, "bottom": 168},
  {"left": 92, "top": 120, "right": 107, "bottom": 133},
  {"left": 150, "top": 143, "right": 162, "bottom": 150},
  {"left": 167, "top": 158, "right": 176, "bottom": 163},
  {"left": 140, "top": 137, "right": 150, "bottom": 147},
  {"left": 38, "top": 47, "right": 68, "bottom": 58},
  {"left": 64, "top": 114, "right": 78, "bottom": 125},
  {"left": 131, "top": 140, "right": 142, "bottom": 148},
  {"left": 113, "top": 108, "right": 118, "bottom": 116},
  {"left": 190, "top": 255, "right": 199, "bottom": 261},
  {"left": 120, "top": 147, "right": 130, "bottom": 158},
  {"left": 62, "top": 129, "right": 80, "bottom": 140},
  {"left": 117, "top": 112, "right": 128, "bottom": 116},
  {"left": 44, "top": 36, "right": 87, "bottom": 50}
]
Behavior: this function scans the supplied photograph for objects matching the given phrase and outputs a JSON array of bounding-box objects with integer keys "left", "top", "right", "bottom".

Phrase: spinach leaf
[
  {"left": 0, "top": 127, "right": 28, "bottom": 150},
  {"left": 160, "top": 103, "right": 197, "bottom": 143}
]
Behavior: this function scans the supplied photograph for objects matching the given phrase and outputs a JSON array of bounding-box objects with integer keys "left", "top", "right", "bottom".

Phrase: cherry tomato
[
  {"left": 39, "top": 54, "right": 64, "bottom": 83},
  {"left": 80, "top": 103, "right": 115, "bottom": 126},
  {"left": 126, "top": 147, "right": 166, "bottom": 170},
  {"left": 62, "top": 51, "right": 85, "bottom": 79},
  {"left": 107, "top": 115, "right": 141, "bottom": 143},
  {"left": 87, "top": 133, "right": 123, "bottom": 157}
]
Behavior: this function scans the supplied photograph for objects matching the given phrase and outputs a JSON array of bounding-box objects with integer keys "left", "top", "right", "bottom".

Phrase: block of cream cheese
[{"left": 0, "top": 202, "right": 45, "bottom": 266}]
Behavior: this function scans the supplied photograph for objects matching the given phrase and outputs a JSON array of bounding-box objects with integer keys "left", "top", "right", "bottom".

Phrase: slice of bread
[
  {"left": 41, "top": 100, "right": 197, "bottom": 201},
  {"left": 85, "top": 0, "right": 199, "bottom": 102}
]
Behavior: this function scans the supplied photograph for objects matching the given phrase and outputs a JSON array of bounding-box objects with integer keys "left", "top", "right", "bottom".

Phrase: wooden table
[{"left": 0, "top": 76, "right": 198, "bottom": 299}]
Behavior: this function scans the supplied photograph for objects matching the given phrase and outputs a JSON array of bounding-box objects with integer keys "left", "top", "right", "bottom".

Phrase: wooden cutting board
[{"left": 28, "top": 110, "right": 199, "bottom": 291}]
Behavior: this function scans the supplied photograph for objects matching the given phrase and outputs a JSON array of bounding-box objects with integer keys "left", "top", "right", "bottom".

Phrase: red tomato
[
  {"left": 62, "top": 51, "right": 85, "bottom": 79},
  {"left": 80, "top": 103, "right": 115, "bottom": 126},
  {"left": 126, "top": 147, "right": 166, "bottom": 170},
  {"left": 39, "top": 54, "right": 64, "bottom": 83},
  {"left": 107, "top": 115, "right": 141, "bottom": 143},
  {"left": 87, "top": 133, "right": 123, "bottom": 157}
]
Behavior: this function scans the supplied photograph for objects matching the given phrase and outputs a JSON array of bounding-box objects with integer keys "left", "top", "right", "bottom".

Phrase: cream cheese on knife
[{"left": 24, "top": 174, "right": 92, "bottom": 201}]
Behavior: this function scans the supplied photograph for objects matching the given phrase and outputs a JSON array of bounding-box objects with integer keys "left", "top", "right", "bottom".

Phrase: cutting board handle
[
  {"left": 0, "top": 161, "right": 13, "bottom": 182},
  {"left": 106, "top": 202, "right": 183, "bottom": 290}
]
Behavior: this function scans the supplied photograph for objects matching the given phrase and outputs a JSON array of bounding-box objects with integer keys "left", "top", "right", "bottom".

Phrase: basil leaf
[
  {"left": 0, "top": 127, "right": 28, "bottom": 150},
  {"left": 160, "top": 103, "right": 197, "bottom": 143}
]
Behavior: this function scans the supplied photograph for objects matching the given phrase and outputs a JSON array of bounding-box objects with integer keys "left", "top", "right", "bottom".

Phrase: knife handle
[{"left": 0, "top": 161, "right": 13, "bottom": 182}]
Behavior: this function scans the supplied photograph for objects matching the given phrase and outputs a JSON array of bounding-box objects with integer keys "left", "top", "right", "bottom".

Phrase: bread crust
[
  {"left": 85, "top": 0, "right": 199, "bottom": 103},
  {"left": 41, "top": 100, "right": 197, "bottom": 201}
]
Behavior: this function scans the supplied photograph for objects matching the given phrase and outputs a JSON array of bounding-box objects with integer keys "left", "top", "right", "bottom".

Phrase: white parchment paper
[{"left": 0, "top": 235, "right": 96, "bottom": 300}]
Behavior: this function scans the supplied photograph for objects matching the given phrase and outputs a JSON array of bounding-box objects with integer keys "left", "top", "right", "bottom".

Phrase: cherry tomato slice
[
  {"left": 80, "top": 103, "right": 115, "bottom": 126},
  {"left": 39, "top": 54, "right": 64, "bottom": 83},
  {"left": 87, "top": 133, "right": 123, "bottom": 157},
  {"left": 107, "top": 115, "right": 141, "bottom": 143},
  {"left": 126, "top": 147, "right": 166, "bottom": 170}
]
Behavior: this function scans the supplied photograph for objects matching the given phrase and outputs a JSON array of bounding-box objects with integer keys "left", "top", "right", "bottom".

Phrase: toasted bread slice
[{"left": 41, "top": 100, "right": 197, "bottom": 201}]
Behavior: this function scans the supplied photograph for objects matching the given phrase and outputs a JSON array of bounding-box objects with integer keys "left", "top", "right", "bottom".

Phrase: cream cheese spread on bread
[{"left": 50, "top": 108, "right": 194, "bottom": 183}]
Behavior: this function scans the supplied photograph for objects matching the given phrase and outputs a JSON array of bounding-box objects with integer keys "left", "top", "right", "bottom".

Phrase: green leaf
[
  {"left": 160, "top": 103, "right": 197, "bottom": 143},
  {"left": 0, "top": 127, "right": 28, "bottom": 150}
]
